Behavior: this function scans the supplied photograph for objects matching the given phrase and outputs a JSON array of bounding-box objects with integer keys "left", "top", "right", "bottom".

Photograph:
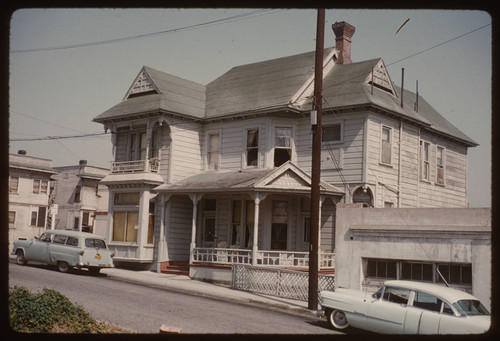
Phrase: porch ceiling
[{"left": 153, "top": 162, "right": 344, "bottom": 197}]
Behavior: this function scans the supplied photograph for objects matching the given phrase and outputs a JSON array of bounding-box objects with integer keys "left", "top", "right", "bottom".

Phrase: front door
[
  {"left": 271, "top": 224, "right": 287, "bottom": 250},
  {"left": 271, "top": 200, "right": 288, "bottom": 250}
]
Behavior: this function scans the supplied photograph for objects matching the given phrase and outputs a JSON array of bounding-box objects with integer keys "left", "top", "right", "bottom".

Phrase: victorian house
[{"left": 92, "top": 22, "right": 477, "bottom": 280}]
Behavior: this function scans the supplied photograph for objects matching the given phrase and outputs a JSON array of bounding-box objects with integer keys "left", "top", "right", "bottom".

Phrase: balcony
[{"left": 111, "top": 158, "right": 160, "bottom": 174}]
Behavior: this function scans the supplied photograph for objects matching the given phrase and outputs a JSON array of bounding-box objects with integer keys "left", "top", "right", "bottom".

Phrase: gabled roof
[
  {"left": 93, "top": 66, "right": 205, "bottom": 122},
  {"left": 153, "top": 161, "right": 344, "bottom": 196},
  {"left": 92, "top": 49, "right": 477, "bottom": 147},
  {"left": 205, "top": 49, "right": 326, "bottom": 118}
]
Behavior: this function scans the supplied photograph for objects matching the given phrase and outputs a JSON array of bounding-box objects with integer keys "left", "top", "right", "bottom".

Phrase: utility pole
[{"left": 308, "top": 8, "right": 325, "bottom": 310}]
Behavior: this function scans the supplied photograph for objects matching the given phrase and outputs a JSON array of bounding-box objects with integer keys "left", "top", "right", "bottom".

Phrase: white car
[
  {"left": 12, "top": 230, "right": 114, "bottom": 274},
  {"left": 318, "top": 280, "right": 490, "bottom": 334}
]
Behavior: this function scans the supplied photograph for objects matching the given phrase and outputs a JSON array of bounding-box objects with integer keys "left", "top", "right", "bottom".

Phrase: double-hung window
[
  {"left": 9, "top": 211, "right": 16, "bottom": 228},
  {"left": 380, "top": 126, "right": 392, "bottom": 165},
  {"left": 246, "top": 129, "right": 259, "bottom": 167},
  {"left": 208, "top": 133, "right": 220, "bottom": 170},
  {"left": 129, "top": 131, "right": 147, "bottom": 161},
  {"left": 436, "top": 146, "right": 445, "bottom": 185},
  {"left": 9, "top": 177, "right": 19, "bottom": 193},
  {"left": 274, "top": 127, "right": 292, "bottom": 167},
  {"left": 231, "top": 199, "right": 254, "bottom": 248},
  {"left": 420, "top": 141, "right": 431, "bottom": 181}
]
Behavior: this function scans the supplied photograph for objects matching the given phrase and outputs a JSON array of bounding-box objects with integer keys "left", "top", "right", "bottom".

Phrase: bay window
[{"left": 112, "top": 192, "right": 140, "bottom": 242}]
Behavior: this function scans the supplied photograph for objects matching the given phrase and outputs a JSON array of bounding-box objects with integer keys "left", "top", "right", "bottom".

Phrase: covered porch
[{"left": 153, "top": 162, "right": 343, "bottom": 280}]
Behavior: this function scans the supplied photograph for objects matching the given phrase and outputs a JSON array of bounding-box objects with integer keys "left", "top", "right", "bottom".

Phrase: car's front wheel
[
  {"left": 328, "top": 309, "right": 350, "bottom": 330},
  {"left": 16, "top": 250, "right": 27, "bottom": 265}
]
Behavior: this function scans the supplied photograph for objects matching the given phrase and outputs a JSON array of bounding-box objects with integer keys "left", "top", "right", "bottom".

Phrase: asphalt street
[{"left": 8, "top": 261, "right": 342, "bottom": 334}]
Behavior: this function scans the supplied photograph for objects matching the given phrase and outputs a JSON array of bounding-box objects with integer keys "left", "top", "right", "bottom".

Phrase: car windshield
[
  {"left": 453, "top": 300, "right": 490, "bottom": 316},
  {"left": 85, "top": 238, "right": 107, "bottom": 249}
]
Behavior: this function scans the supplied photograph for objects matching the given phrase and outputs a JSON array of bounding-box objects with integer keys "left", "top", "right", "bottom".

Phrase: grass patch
[{"left": 9, "top": 286, "right": 134, "bottom": 333}]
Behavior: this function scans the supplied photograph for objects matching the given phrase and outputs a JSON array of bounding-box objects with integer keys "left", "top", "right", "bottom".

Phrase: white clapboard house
[{"left": 92, "top": 22, "right": 477, "bottom": 280}]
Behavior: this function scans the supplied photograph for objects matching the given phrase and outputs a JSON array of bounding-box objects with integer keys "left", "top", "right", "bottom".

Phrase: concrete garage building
[{"left": 334, "top": 204, "right": 491, "bottom": 310}]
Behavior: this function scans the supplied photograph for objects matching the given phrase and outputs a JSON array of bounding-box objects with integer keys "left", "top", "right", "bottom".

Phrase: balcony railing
[
  {"left": 111, "top": 158, "right": 160, "bottom": 174},
  {"left": 192, "top": 247, "right": 335, "bottom": 269}
]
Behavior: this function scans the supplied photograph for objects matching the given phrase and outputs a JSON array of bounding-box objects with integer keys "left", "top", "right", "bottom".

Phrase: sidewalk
[{"left": 100, "top": 267, "right": 318, "bottom": 317}]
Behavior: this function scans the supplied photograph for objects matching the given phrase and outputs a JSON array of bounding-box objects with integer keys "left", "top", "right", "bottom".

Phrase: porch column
[
  {"left": 189, "top": 193, "right": 202, "bottom": 264},
  {"left": 252, "top": 197, "right": 261, "bottom": 266},
  {"left": 250, "top": 193, "right": 267, "bottom": 266},
  {"left": 156, "top": 194, "right": 170, "bottom": 273},
  {"left": 145, "top": 121, "right": 153, "bottom": 171},
  {"left": 137, "top": 190, "right": 151, "bottom": 259}
]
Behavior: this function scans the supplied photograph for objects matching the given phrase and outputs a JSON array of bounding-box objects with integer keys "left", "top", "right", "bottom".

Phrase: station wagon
[{"left": 12, "top": 230, "right": 114, "bottom": 274}]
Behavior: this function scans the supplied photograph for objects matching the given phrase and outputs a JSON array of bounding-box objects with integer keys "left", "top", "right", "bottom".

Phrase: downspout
[
  {"left": 417, "top": 128, "right": 421, "bottom": 207},
  {"left": 398, "top": 121, "right": 403, "bottom": 207},
  {"left": 361, "top": 114, "right": 369, "bottom": 203}
]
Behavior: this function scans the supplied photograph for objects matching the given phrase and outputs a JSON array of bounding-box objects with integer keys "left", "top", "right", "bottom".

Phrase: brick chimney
[{"left": 332, "top": 21, "right": 355, "bottom": 64}]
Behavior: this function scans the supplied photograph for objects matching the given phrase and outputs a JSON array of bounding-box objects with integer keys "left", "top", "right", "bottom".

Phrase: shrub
[{"left": 9, "top": 286, "right": 132, "bottom": 333}]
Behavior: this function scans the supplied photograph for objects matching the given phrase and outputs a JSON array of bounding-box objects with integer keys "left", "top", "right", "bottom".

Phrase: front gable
[
  {"left": 364, "top": 59, "right": 397, "bottom": 96},
  {"left": 289, "top": 48, "right": 338, "bottom": 107},
  {"left": 124, "top": 67, "right": 161, "bottom": 100}
]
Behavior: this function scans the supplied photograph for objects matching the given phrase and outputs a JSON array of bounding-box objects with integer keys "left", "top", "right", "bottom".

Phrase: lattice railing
[{"left": 232, "top": 264, "right": 335, "bottom": 302}]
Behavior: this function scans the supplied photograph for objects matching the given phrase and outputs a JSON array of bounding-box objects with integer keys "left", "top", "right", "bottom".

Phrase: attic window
[
  {"left": 366, "top": 60, "right": 396, "bottom": 96},
  {"left": 126, "top": 70, "right": 159, "bottom": 99}
]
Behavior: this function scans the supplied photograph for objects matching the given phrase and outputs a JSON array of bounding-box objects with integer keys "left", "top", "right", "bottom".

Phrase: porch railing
[
  {"left": 192, "top": 247, "right": 252, "bottom": 265},
  {"left": 111, "top": 158, "right": 160, "bottom": 174},
  {"left": 192, "top": 247, "right": 335, "bottom": 269}
]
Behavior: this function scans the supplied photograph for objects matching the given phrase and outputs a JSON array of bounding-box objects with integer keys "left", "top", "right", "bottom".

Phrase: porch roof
[{"left": 153, "top": 162, "right": 344, "bottom": 196}]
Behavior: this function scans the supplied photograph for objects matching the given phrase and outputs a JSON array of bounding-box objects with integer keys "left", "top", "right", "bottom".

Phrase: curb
[{"left": 102, "top": 270, "right": 318, "bottom": 319}]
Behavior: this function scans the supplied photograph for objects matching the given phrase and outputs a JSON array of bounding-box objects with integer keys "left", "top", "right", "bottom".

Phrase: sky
[{"left": 9, "top": 8, "right": 492, "bottom": 207}]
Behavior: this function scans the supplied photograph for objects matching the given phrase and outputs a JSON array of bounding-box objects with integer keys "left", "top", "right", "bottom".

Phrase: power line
[
  {"left": 10, "top": 132, "right": 110, "bottom": 142},
  {"left": 386, "top": 23, "right": 491, "bottom": 67},
  {"left": 321, "top": 23, "right": 491, "bottom": 93},
  {"left": 10, "top": 110, "right": 87, "bottom": 134},
  {"left": 10, "top": 9, "right": 279, "bottom": 53}
]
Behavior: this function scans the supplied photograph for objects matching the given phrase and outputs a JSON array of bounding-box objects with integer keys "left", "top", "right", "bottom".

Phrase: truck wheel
[
  {"left": 57, "top": 261, "right": 70, "bottom": 273},
  {"left": 328, "top": 309, "right": 350, "bottom": 330},
  {"left": 16, "top": 250, "right": 27, "bottom": 265}
]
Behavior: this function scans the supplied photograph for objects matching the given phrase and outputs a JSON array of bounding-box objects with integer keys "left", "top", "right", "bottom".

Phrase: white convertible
[{"left": 318, "top": 280, "right": 490, "bottom": 334}]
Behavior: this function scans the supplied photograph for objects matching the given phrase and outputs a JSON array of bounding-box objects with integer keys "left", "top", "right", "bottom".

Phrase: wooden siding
[
  {"left": 366, "top": 114, "right": 468, "bottom": 208},
  {"left": 166, "top": 195, "right": 192, "bottom": 262},
  {"left": 157, "top": 125, "right": 171, "bottom": 181},
  {"left": 320, "top": 199, "right": 336, "bottom": 252},
  {"left": 297, "top": 113, "right": 364, "bottom": 185},
  {"left": 170, "top": 123, "right": 202, "bottom": 182}
]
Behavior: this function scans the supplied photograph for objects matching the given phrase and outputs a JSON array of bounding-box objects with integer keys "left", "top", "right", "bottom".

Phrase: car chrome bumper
[{"left": 316, "top": 309, "right": 325, "bottom": 318}]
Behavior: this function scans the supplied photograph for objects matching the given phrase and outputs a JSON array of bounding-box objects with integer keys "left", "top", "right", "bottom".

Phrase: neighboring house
[
  {"left": 334, "top": 204, "right": 491, "bottom": 311},
  {"left": 92, "top": 21, "right": 477, "bottom": 280},
  {"left": 8, "top": 151, "right": 58, "bottom": 250},
  {"left": 51, "top": 160, "right": 109, "bottom": 236}
]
